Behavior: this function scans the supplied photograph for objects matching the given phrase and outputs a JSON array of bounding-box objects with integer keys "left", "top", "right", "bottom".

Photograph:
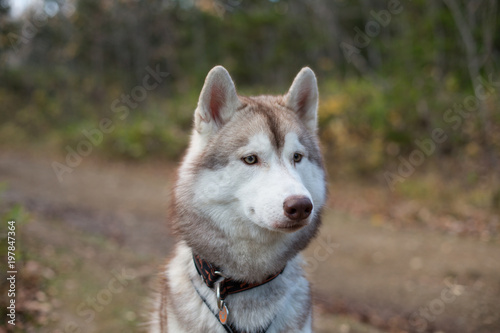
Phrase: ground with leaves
[{"left": 0, "top": 148, "right": 499, "bottom": 333}]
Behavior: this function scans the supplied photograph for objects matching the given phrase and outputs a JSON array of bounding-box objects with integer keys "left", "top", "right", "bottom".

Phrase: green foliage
[
  {"left": 104, "top": 109, "right": 190, "bottom": 160},
  {"left": 0, "top": 0, "right": 499, "bottom": 171}
]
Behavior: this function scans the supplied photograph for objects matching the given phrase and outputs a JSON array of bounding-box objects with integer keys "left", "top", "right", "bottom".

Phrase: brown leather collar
[
  {"left": 192, "top": 254, "right": 285, "bottom": 333},
  {"left": 192, "top": 254, "right": 285, "bottom": 300}
]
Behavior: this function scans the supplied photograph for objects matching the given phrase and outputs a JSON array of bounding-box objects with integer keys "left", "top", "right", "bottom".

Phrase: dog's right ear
[{"left": 195, "top": 66, "right": 240, "bottom": 137}]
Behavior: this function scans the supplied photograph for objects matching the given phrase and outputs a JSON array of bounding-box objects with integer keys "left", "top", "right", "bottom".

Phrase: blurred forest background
[
  {"left": 1, "top": 0, "right": 499, "bottom": 173},
  {"left": 1, "top": 0, "right": 500, "bottom": 332}
]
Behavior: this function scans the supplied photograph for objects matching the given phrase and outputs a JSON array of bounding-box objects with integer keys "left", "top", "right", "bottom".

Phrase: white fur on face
[{"left": 192, "top": 131, "right": 325, "bottom": 234}]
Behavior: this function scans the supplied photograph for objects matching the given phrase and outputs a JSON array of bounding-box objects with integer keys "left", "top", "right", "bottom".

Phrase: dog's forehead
[
  {"left": 233, "top": 96, "right": 298, "bottom": 149},
  {"left": 197, "top": 96, "right": 321, "bottom": 170}
]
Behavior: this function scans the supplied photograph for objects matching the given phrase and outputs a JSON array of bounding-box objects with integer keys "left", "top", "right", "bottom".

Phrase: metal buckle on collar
[
  {"left": 215, "top": 279, "right": 224, "bottom": 310},
  {"left": 215, "top": 273, "right": 230, "bottom": 324},
  {"left": 214, "top": 270, "right": 227, "bottom": 310},
  {"left": 214, "top": 270, "right": 226, "bottom": 278}
]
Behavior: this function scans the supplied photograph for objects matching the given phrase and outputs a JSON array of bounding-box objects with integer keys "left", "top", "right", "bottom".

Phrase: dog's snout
[{"left": 283, "top": 196, "right": 313, "bottom": 221}]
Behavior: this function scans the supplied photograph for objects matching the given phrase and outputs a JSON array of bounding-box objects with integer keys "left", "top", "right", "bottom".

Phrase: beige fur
[{"left": 150, "top": 66, "right": 326, "bottom": 333}]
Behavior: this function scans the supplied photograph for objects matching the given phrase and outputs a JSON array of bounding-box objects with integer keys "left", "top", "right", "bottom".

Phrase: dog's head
[{"left": 174, "top": 66, "right": 326, "bottom": 272}]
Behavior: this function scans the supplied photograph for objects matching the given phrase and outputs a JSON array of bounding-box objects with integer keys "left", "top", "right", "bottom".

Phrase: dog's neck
[
  {"left": 174, "top": 209, "right": 321, "bottom": 283},
  {"left": 192, "top": 253, "right": 285, "bottom": 293}
]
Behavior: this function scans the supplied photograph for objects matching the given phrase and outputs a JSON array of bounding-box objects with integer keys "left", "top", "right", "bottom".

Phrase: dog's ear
[
  {"left": 285, "top": 67, "right": 319, "bottom": 133},
  {"left": 195, "top": 66, "right": 240, "bottom": 137}
]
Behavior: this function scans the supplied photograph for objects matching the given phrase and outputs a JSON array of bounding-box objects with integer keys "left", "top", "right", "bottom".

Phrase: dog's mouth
[{"left": 273, "top": 221, "right": 308, "bottom": 233}]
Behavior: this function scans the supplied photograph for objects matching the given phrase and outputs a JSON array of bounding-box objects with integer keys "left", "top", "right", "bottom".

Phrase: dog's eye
[
  {"left": 293, "top": 153, "right": 303, "bottom": 163},
  {"left": 243, "top": 155, "right": 258, "bottom": 165}
]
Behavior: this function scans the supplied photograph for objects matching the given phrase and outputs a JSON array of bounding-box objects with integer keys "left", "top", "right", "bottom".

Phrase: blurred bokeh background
[{"left": 0, "top": 0, "right": 499, "bottom": 332}]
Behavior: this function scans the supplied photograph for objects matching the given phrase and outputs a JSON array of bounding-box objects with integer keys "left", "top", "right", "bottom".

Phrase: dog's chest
[{"left": 167, "top": 243, "right": 312, "bottom": 332}]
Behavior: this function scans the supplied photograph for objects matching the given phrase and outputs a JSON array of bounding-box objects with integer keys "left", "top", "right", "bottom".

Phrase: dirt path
[
  {"left": 0, "top": 149, "right": 175, "bottom": 257},
  {"left": 1, "top": 149, "right": 499, "bottom": 333},
  {"left": 307, "top": 210, "right": 500, "bottom": 332}
]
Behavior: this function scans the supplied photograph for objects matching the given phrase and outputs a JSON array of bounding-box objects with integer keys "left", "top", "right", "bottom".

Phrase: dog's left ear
[
  {"left": 285, "top": 67, "right": 319, "bottom": 133},
  {"left": 195, "top": 66, "right": 241, "bottom": 137}
]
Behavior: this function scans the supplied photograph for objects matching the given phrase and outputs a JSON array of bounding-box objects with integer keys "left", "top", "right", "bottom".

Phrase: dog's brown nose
[{"left": 283, "top": 196, "right": 313, "bottom": 220}]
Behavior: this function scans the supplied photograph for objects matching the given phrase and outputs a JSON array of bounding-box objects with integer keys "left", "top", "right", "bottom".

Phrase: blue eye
[{"left": 243, "top": 155, "right": 258, "bottom": 165}]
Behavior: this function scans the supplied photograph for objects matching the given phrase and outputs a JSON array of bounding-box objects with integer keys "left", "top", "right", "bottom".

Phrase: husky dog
[{"left": 150, "top": 66, "right": 327, "bottom": 333}]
